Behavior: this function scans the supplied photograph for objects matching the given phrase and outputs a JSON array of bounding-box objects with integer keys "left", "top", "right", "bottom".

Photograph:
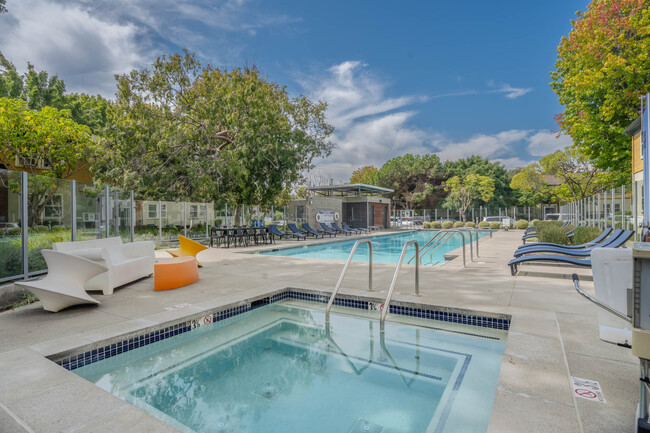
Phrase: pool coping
[{"left": 47, "top": 287, "right": 511, "bottom": 370}]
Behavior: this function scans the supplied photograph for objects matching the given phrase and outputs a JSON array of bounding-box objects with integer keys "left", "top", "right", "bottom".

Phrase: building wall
[
  {"left": 341, "top": 196, "right": 391, "bottom": 229},
  {"left": 633, "top": 131, "right": 643, "bottom": 175}
]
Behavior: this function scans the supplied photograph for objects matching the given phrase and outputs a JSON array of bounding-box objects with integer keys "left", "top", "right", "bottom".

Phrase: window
[
  {"left": 14, "top": 155, "right": 52, "bottom": 169},
  {"left": 43, "top": 195, "right": 62, "bottom": 220},
  {"left": 147, "top": 203, "right": 166, "bottom": 219},
  {"left": 147, "top": 204, "right": 157, "bottom": 219},
  {"left": 189, "top": 205, "right": 205, "bottom": 219}
]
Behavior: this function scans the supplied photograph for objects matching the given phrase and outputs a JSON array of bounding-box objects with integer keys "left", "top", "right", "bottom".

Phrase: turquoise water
[
  {"left": 74, "top": 300, "right": 505, "bottom": 433},
  {"left": 260, "top": 230, "right": 485, "bottom": 265}
]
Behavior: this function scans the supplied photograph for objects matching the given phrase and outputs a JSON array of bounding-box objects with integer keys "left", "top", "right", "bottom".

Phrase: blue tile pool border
[{"left": 52, "top": 288, "right": 510, "bottom": 371}]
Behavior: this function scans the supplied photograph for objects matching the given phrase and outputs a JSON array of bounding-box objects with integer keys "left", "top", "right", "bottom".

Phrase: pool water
[
  {"left": 259, "top": 230, "right": 485, "bottom": 265},
  {"left": 74, "top": 300, "right": 505, "bottom": 433}
]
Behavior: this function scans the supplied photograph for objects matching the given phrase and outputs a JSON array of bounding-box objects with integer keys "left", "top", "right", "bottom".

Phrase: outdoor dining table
[{"left": 212, "top": 226, "right": 269, "bottom": 248}]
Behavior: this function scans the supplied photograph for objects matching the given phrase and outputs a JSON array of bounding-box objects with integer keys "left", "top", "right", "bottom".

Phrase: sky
[{"left": 0, "top": 0, "right": 590, "bottom": 182}]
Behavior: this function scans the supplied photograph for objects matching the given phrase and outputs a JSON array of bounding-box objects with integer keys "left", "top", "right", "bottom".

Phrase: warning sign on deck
[{"left": 571, "top": 376, "right": 606, "bottom": 403}]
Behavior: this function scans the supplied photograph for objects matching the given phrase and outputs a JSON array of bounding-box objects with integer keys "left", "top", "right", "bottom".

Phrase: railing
[
  {"left": 409, "top": 229, "right": 470, "bottom": 267},
  {"left": 461, "top": 227, "right": 480, "bottom": 258},
  {"left": 380, "top": 240, "right": 420, "bottom": 333},
  {"left": 572, "top": 274, "right": 631, "bottom": 322},
  {"left": 408, "top": 231, "right": 451, "bottom": 264},
  {"left": 325, "top": 239, "right": 373, "bottom": 325}
]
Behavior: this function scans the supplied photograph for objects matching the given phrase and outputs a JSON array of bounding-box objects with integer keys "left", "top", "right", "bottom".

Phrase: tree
[
  {"left": 96, "top": 51, "right": 334, "bottom": 210},
  {"left": 350, "top": 165, "right": 378, "bottom": 184},
  {"left": 444, "top": 155, "right": 514, "bottom": 208},
  {"left": 510, "top": 146, "right": 615, "bottom": 204},
  {"left": 0, "top": 97, "right": 95, "bottom": 225},
  {"left": 0, "top": 0, "right": 6, "bottom": 14},
  {"left": 375, "top": 154, "right": 445, "bottom": 209},
  {"left": 551, "top": 0, "right": 650, "bottom": 175},
  {"left": 443, "top": 174, "right": 495, "bottom": 222}
]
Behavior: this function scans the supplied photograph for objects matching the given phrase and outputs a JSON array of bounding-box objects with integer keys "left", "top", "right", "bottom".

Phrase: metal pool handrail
[
  {"left": 325, "top": 239, "right": 373, "bottom": 325},
  {"left": 380, "top": 240, "right": 420, "bottom": 333},
  {"left": 417, "top": 232, "right": 455, "bottom": 265},
  {"left": 460, "top": 227, "right": 480, "bottom": 258},
  {"left": 407, "top": 230, "right": 450, "bottom": 264}
]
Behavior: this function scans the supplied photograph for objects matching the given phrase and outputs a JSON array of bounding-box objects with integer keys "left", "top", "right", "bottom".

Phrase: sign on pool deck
[{"left": 571, "top": 376, "right": 606, "bottom": 403}]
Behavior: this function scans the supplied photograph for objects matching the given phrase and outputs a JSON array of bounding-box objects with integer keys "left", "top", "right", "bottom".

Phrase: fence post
[
  {"left": 183, "top": 202, "right": 187, "bottom": 237},
  {"left": 21, "top": 171, "right": 28, "bottom": 279},
  {"left": 130, "top": 190, "right": 135, "bottom": 243},
  {"left": 71, "top": 180, "right": 77, "bottom": 242},
  {"left": 622, "top": 185, "right": 626, "bottom": 230},
  {"left": 158, "top": 199, "right": 162, "bottom": 241},
  {"left": 105, "top": 186, "right": 110, "bottom": 238},
  {"left": 611, "top": 188, "right": 615, "bottom": 229},
  {"left": 205, "top": 203, "right": 209, "bottom": 238}
]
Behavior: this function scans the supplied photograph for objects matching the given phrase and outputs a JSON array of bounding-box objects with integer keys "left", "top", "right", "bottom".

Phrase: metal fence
[{"left": 559, "top": 184, "right": 639, "bottom": 240}]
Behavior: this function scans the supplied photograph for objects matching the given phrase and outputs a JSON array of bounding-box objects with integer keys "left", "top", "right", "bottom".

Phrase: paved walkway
[{"left": 0, "top": 230, "right": 639, "bottom": 433}]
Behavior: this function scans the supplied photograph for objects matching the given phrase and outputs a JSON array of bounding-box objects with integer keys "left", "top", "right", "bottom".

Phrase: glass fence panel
[
  {"left": 27, "top": 174, "right": 73, "bottom": 273},
  {"left": 0, "top": 170, "right": 22, "bottom": 280},
  {"left": 76, "top": 182, "right": 103, "bottom": 240},
  {"left": 187, "top": 202, "right": 207, "bottom": 239},
  {"left": 117, "top": 190, "right": 132, "bottom": 243},
  {"left": 134, "top": 199, "right": 161, "bottom": 242}
]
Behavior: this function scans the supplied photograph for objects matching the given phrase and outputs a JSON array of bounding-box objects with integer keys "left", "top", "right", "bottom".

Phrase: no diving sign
[{"left": 571, "top": 377, "right": 606, "bottom": 403}]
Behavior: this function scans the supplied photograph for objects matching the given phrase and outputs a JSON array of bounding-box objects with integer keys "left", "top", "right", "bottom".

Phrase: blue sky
[{"left": 0, "top": 0, "right": 590, "bottom": 181}]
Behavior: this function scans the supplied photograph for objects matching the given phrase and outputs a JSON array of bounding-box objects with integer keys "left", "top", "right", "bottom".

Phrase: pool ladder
[
  {"left": 325, "top": 239, "right": 421, "bottom": 333},
  {"left": 407, "top": 227, "right": 488, "bottom": 266}
]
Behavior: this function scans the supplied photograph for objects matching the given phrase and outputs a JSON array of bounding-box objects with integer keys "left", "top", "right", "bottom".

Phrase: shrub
[
  {"left": 7, "top": 227, "right": 21, "bottom": 236},
  {"left": 538, "top": 226, "right": 570, "bottom": 245},
  {"left": 489, "top": 222, "right": 500, "bottom": 230},
  {"left": 515, "top": 219, "right": 529, "bottom": 230},
  {"left": 530, "top": 219, "right": 541, "bottom": 228},
  {"left": 572, "top": 227, "right": 604, "bottom": 245},
  {"left": 478, "top": 221, "right": 489, "bottom": 228},
  {"left": 422, "top": 221, "right": 431, "bottom": 229},
  {"left": 441, "top": 221, "right": 453, "bottom": 229},
  {"left": 51, "top": 225, "right": 67, "bottom": 232},
  {"left": 30, "top": 225, "right": 49, "bottom": 233},
  {"left": 453, "top": 221, "right": 464, "bottom": 228},
  {"left": 464, "top": 221, "right": 476, "bottom": 228},
  {"left": 214, "top": 218, "right": 223, "bottom": 227},
  {"left": 431, "top": 221, "right": 442, "bottom": 229}
]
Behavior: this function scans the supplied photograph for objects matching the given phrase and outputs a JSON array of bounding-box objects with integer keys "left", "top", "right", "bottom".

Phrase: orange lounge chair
[{"left": 166, "top": 235, "right": 208, "bottom": 267}]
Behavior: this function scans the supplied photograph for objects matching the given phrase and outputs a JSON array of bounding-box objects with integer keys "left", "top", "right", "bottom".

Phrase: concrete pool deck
[{"left": 0, "top": 229, "right": 639, "bottom": 433}]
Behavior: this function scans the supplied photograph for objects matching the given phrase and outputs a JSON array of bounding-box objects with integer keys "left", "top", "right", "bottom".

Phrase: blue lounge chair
[
  {"left": 515, "top": 228, "right": 614, "bottom": 253},
  {"left": 319, "top": 223, "right": 337, "bottom": 237},
  {"left": 303, "top": 223, "right": 328, "bottom": 238},
  {"left": 330, "top": 222, "right": 352, "bottom": 235},
  {"left": 513, "top": 230, "right": 632, "bottom": 258},
  {"left": 270, "top": 224, "right": 305, "bottom": 241},
  {"left": 509, "top": 230, "right": 633, "bottom": 275},
  {"left": 342, "top": 222, "right": 367, "bottom": 233},
  {"left": 509, "top": 254, "right": 591, "bottom": 276},
  {"left": 288, "top": 223, "right": 310, "bottom": 237}
]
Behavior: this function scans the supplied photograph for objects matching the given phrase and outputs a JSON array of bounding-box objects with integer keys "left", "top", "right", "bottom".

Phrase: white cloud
[
  {"left": 0, "top": 0, "right": 299, "bottom": 96},
  {"left": 0, "top": 0, "right": 151, "bottom": 96},
  {"left": 304, "top": 62, "right": 548, "bottom": 181},
  {"left": 488, "top": 81, "right": 532, "bottom": 99},
  {"left": 527, "top": 130, "right": 572, "bottom": 156},
  {"left": 433, "top": 129, "right": 531, "bottom": 162}
]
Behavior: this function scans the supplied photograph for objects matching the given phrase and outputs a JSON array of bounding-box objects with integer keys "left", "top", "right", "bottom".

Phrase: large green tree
[
  {"left": 0, "top": 53, "right": 107, "bottom": 133},
  {"left": 510, "top": 146, "right": 615, "bottom": 204},
  {"left": 96, "top": 51, "right": 334, "bottom": 208},
  {"left": 349, "top": 165, "right": 378, "bottom": 184},
  {"left": 551, "top": 0, "right": 650, "bottom": 175},
  {"left": 0, "top": 97, "right": 96, "bottom": 225},
  {"left": 444, "top": 155, "right": 514, "bottom": 208},
  {"left": 375, "top": 154, "right": 445, "bottom": 209},
  {"left": 443, "top": 174, "right": 495, "bottom": 222}
]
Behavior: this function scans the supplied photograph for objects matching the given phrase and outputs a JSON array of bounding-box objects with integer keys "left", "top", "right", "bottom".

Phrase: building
[
  {"left": 288, "top": 184, "right": 393, "bottom": 229},
  {"left": 624, "top": 116, "right": 643, "bottom": 225}
]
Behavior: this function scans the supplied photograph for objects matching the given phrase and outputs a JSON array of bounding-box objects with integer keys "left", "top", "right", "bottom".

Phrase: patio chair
[
  {"left": 319, "top": 223, "right": 337, "bottom": 237},
  {"left": 166, "top": 235, "right": 208, "bottom": 267},
  {"left": 270, "top": 224, "right": 305, "bottom": 241},
  {"left": 288, "top": 223, "right": 310, "bottom": 238},
  {"left": 508, "top": 230, "right": 633, "bottom": 275},
  {"left": 512, "top": 229, "right": 632, "bottom": 258},
  {"left": 300, "top": 223, "right": 325, "bottom": 238},
  {"left": 330, "top": 222, "right": 353, "bottom": 235},
  {"left": 15, "top": 250, "right": 107, "bottom": 312},
  {"left": 342, "top": 222, "right": 367, "bottom": 233},
  {"left": 515, "top": 228, "right": 614, "bottom": 253}
]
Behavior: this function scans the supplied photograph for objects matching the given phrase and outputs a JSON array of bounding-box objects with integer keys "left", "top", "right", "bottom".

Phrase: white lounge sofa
[{"left": 52, "top": 237, "right": 155, "bottom": 295}]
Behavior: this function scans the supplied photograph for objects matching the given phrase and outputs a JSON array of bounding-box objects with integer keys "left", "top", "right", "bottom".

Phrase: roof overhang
[
  {"left": 307, "top": 183, "right": 393, "bottom": 197},
  {"left": 624, "top": 116, "right": 641, "bottom": 136}
]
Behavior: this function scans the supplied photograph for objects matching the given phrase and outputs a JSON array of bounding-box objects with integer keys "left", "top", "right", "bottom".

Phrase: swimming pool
[
  {"left": 73, "top": 299, "right": 506, "bottom": 433},
  {"left": 260, "top": 230, "right": 485, "bottom": 265}
]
